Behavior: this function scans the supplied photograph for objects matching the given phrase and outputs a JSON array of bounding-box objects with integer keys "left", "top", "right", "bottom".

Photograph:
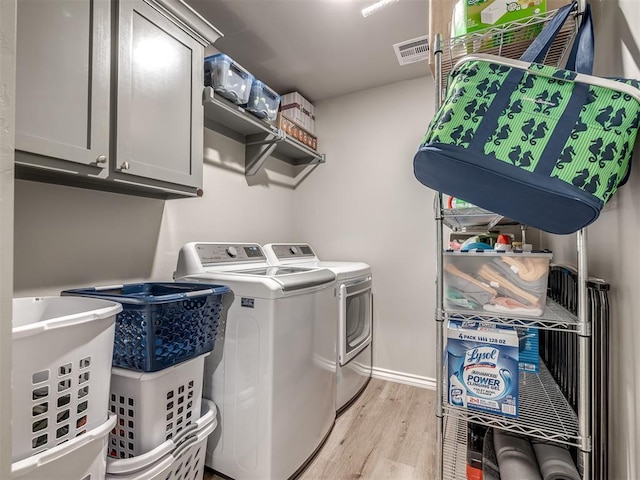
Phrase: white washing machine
[
  {"left": 174, "top": 242, "right": 337, "bottom": 480},
  {"left": 263, "top": 243, "right": 372, "bottom": 413}
]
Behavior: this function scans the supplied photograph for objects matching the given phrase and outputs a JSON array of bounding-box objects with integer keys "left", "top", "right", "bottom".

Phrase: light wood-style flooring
[{"left": 203, "top": 378, "right": 436, "bottom": 480}]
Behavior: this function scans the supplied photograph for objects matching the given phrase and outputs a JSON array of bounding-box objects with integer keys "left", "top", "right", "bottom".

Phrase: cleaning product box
[
  {"left": 452, "top": 0, "right": 546, "bottom": 37},
  {"left": 448, "top": 319, "right": 519, "bottom": 417},
  {"left": 512, "top": 325, "right": 539, "bottom": 373},
  {"left": 475, "top": 322, "right": 539, "bottom": 373}
]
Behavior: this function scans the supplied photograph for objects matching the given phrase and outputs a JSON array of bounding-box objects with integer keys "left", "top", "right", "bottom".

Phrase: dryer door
[{"left": 339, "top": 276, "right": 372, "bottom": 366}]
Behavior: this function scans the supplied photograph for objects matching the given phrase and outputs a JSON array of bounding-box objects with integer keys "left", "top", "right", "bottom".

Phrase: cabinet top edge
[{"left": 149, "top": 0, "right": 224, "bottom": 46}]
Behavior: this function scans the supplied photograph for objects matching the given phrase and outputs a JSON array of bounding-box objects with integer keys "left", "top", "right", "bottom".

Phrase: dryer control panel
[
  {"left": 270, "top": 244, "right": 316, "bottom": 259},
  {"left": 196, "top": 243, "right": 265, "bottom": 265}
]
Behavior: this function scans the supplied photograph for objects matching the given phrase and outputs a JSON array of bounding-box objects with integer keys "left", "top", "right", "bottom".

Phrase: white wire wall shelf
[{"left": 443, "top": 361, "right": 582, "bottom": 447}]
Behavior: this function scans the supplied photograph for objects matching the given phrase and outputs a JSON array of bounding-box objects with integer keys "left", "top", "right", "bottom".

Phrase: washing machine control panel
[
  {"left": 271, "top": 244, "right": 315, "bottom": 259},
  {"left": 196, "top": 243, "right": 265, "bottom": 265}
]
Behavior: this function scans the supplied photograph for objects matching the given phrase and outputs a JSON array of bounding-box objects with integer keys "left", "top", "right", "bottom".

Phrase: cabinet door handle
[
  {"left": 96, "top": 155, "right": 107, "bottom": 164},
  {"left": 119, "top": 161, "right": 130, "bottom": 170}
]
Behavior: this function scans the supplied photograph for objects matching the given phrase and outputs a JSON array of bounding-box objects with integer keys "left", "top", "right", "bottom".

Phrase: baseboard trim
[{"left": 371, "top": 367, "right": 436, "bottom": 390}]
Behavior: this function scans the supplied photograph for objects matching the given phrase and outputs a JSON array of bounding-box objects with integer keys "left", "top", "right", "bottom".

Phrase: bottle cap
[{"left": 497, "top": 234, "right": 511, "bottom": 245}]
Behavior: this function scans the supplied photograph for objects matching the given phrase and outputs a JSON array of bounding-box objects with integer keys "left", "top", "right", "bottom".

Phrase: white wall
[
  {"left": 541, "top": 1, "right": 640, "bottom": 478},
  {"left": 150, "top": 128, "right": 296, "bottom": 280},
  {"left": 14, "top": 129, "right": 296, "bottom": 296},
  {"left": 292, "top": 76, "right": 438, "bottom": 380},
  {"left": 0, "top": 0, "right": 16, "bottom": 475}
]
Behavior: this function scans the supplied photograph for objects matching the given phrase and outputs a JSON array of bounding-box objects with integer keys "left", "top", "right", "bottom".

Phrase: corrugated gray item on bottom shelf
[
  {"left": 532, "top": 440, "right": 581, "bottom": 480},
  {"left": 482, "top": 428, "right": 501, "bottom": 480},
  {"left": 493, "top": 429, "right": 542, "bottom": 480}
]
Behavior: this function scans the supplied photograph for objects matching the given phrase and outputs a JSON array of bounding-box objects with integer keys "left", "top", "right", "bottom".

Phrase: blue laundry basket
[{"left": 62, "top": 283, "right": 230, "bottom": 372}]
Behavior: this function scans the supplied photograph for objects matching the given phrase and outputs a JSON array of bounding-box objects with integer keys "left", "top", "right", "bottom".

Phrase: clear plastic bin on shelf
[
  {"left": 106, "top": 400, "right": 217, "bottom": 480},
  {"left": 108, "top": 355, "right": 206, "bottom": 459},
  {"left": 444, "top": 250, "right": 552, "bottom": 317},
  {"left": 204, "top": 53, "right": 254, "bottom": 105},
  {"left": 62, "top": 282, "right": 230, "bottom": 372},
  {"left": 246, "top": 80, "right": 281, "bottom": 121},
  {"left": 12, "top": 296, "right": 121, "bottom": 462}
]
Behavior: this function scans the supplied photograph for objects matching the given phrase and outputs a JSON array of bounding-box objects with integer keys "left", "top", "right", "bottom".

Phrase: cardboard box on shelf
[
  {"left": 280, "top": 92, "right": 316, "bottom": 135},
  {"left": 278, "top": 114, "right": 317, "bottom": 151}
]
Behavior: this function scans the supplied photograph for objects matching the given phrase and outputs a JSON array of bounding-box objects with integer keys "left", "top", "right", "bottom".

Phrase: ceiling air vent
[{"left": 393, "top": 35, "right": 429, "bottom": 66}]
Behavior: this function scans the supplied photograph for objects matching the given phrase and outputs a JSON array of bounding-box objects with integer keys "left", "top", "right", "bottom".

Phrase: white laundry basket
[
  {"left": 12, "top": 412, "right": 116, "bottom": 480},
  {"left": 106, "top": 400, "right": 217, "bottom": 480},
  {"left": 12, "top": 296, "right": 122, "bottom": 462},
  {"left": 108, "top": 355, "right": 206, "bottom": 459}
]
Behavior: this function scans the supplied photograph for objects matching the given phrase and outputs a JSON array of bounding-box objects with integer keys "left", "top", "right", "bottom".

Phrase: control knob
[
  {"left": 226, "top": 246, "right": 238, "bottom": 258},
  {"left": 289, "top": 246, "right": 299, "bottom": 255}
]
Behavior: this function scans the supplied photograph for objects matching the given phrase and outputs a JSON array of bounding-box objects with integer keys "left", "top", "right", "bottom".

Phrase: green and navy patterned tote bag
[{"left": 413, "top": 2, "right": 640, "bottom": 234}]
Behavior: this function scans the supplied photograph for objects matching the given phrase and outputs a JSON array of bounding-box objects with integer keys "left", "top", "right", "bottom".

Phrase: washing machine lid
[
  {"left": 222, "top": 266, "right": 335, "bottom": 291},
  {"left": 232, "top": 266, "right": 317, "bottom": 276}
]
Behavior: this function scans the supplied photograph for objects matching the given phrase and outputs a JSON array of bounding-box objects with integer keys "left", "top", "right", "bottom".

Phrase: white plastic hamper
[
  {"left": 109, "top": 355, "right": 206, "bottom": 458},
  {"left": 12, "top": 412, "right": 116, "bottom": 480},
  {"left": 12, "top": 296, "right": 122, "bottom": 462},
  {"left": 106, "top": 400, "right": 217, "bottom": 480}
]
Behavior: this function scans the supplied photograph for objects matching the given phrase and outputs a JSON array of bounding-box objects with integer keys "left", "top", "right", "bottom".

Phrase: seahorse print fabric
[
  {"left": 422, "top": 59, "right": 640, "bottom": 205},
  {"left": 550, "top": 76, "right": 640, "bottom": 202}
]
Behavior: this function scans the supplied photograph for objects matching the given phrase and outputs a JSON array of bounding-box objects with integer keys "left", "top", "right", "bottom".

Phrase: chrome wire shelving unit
[
  {"left": 435, "top": 260, "right": 612, "bottom": 479},
  {"left": 434, "top": 204, "right": 593, "bottom": 480},
  {"left": 429, "top": 2, "right": 602, "bottom": 478}
]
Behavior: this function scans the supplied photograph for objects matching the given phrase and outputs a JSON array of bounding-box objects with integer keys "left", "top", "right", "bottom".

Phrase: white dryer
[
  {"left": 174, "top": 242, "right": 337, "bottom": 480},
  {"left": 263, "top": 243, "right": 372, "bottom": 413}
]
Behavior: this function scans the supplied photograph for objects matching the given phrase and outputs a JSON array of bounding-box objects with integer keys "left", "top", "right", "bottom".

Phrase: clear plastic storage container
[
  {"left": 204, "top": 53, "right": 254, "bottom": 105},
  {"left": 12, "top": 296, "right": 121, "bottom": 462},
  {"left": 443, "top": 250, "right": 552, "bottom": 317},
  {"left": 246, "top": 80, "right": 281, "bottom": 121},
  {"left": 62, "top": 282, "right": 230, "bottom": 372}
]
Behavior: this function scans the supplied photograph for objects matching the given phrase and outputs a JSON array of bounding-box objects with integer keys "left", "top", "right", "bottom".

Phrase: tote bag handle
[{"left": 520, "top": 1, "right": 594, "bottom": 74}]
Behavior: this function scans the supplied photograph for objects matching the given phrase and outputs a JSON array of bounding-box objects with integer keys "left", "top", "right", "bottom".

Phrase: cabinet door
[
  {"left": 15, "top": 0, "right": 111, "bottom": 171},
  {"left": 115, "top": 0, "right": 203, "bottom": 189}
]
